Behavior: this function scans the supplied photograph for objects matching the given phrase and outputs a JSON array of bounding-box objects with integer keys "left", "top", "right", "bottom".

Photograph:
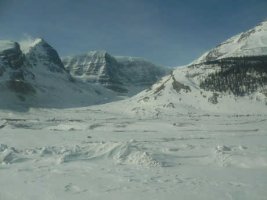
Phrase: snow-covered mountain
[
  {"left": 121, "top": 21, "right": 267, "bottom": 116},
  {"left": 192, "top": 21, "right": 267, "bottom": 64},
  {"left": 63, "top": 51, "right": 170, "bottom": 96},
  {"left": 0, "top": 38, "right": 169, "bottom": 110},
  {"left": 0, "top": 39, "right": 118, "bottom": 110}
]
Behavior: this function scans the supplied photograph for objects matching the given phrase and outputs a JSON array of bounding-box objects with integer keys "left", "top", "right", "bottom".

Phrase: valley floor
[{"left": 0, "top": 106, "right": 267, "bottom": 200}]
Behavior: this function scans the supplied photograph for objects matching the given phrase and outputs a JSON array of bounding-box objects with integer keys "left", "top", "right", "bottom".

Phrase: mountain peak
[
  {"left": 28, "top": 38, "right": 54, "bottom": 51},
  {"left": 24, "top": 38, "right": 65, "bottom": 72},
  {"left": 18, "top": 38, "right": 47, "bottom": 54},
  {"left": 31, "top": 38, "right": 47, "bottom": 46},
  {"left": 87, "top": 50, "right": 108, "bottom": 56},
  {"left": 192, "top": 21, "right": 267, "bottom": 64}
]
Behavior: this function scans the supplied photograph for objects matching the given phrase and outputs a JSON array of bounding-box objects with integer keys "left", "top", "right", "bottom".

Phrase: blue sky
[{"left": 0, "top": 0, "right": 267, "bottom": 66}]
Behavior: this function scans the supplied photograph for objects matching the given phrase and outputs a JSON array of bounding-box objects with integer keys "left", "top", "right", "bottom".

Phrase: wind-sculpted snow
[
  {"left": 0, "top": 107, "right": 267, "bottom": 200},
  {"left": 0, "top": 141, "right": 162, "bottom": 168}
]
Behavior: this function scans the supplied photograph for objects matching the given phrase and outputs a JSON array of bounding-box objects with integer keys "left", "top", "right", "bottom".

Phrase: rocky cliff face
[
  {"left": 0, "top": 41, "right": 24, "bottom": 70},
  {"left": 0, "top": 41, "right": 35, "bottom": 96},
  {"left": 63, "top": 51, "right": 169, "bottom": 95},
  {"left": 25, "top": 38, "right": 66, "bottom": 73}
]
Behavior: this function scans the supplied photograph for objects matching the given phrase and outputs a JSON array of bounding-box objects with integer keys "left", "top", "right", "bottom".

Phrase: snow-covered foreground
[{"left": 0, "top": 107, "right": 267, "bottom": 200}]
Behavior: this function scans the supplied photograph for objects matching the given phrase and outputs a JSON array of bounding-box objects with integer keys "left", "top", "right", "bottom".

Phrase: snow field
[{"left": 0, "top": 107, "right": 266, "bottom": 200}]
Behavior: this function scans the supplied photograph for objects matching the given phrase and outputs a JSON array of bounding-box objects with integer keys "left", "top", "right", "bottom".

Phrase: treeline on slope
[{"left": 200, "top": 56, "right": 267, "bottom": 96}]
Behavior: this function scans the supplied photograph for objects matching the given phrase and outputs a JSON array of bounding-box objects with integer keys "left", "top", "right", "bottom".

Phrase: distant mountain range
[
  {"left": 0, "top": 38, "right": 168, "bottom": 109},
  {"left": 1, "top": 21, "right": 267, "bottom": 114},
  {"left": 0, "top": 39, "right": 116, "bottom": 109}
]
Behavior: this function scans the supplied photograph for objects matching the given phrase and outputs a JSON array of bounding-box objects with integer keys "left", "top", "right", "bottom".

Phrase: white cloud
[{"left": 18, "top": 34, "right": 37, "bottom": 53}]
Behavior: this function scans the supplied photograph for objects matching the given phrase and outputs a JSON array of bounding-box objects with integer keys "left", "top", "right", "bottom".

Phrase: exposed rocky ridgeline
[{"left": 63, "top": 51, "right": 170, "bottom": 95}]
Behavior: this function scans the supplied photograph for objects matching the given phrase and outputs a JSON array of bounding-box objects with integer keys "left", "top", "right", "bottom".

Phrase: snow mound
[
  {"left": 214, "top": 144, "right": 267, "bottom": 169},
  {"left": 58, "top": 141, "right": 162, "bottom": 167},
  {"left": 0, "top": 145, "right": 23, "bottom": 164},
  {"left": 113, "top": 141, "right": 162, "bottom": 167},
  {"left": 0, "top": 141, "right": 163, "bottom": 168}
]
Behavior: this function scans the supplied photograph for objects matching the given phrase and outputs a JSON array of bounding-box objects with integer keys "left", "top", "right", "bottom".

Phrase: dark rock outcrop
[
  {"left": 0, "top": 41, "right": 35, "bottom": 94},
  {"left": 0, "top": 41, "right": 24, "bottom": 70},
  {"left": 26, "top": 38, "right": 65, "bottom": 73}
]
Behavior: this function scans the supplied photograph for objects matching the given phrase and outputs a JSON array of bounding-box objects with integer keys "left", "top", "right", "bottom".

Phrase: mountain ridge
[
  {"left": 63, "top": 51, "right": 170, "bottom": 95},
  {"left": 192, "top": 21, "right": 267, "bottom": 64},
  {"left": 1, "top": 21, "right": 267, "bottom": 113}
]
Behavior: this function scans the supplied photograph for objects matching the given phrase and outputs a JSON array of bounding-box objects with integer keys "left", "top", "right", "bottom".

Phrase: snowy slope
[
  {"left": 118, "top": 21, "right": 267, "bottom": 116},
  {"left": 193, "top": 21, "right": 267, "bottom": 64},
  {"left": 63, "top": 51, "right": 170, "bottom": 96}
]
